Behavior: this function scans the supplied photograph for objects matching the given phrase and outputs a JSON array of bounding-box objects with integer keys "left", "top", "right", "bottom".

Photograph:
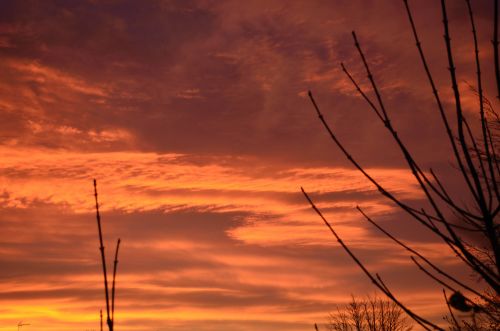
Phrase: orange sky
[{"left": 0, "top": 1, "right": 496, "bottom": 330}]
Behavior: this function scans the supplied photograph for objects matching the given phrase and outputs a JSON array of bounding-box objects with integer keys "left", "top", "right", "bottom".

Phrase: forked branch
[{"left": 94, "top": 179, "right": 120, "bottom": 331}]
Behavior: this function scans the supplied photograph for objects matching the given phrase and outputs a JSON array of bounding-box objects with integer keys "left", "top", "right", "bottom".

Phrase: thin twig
[
  {"left": 357, "top": 206, "right": 493, "bottom": 304},
  {"left": 342, "top": 54, "right": 483, "bottom": 225},
  {"left": 443, "top": 290, "right": 461, "bottom": 330},
  {"left": 111, "top": 238, "right": 121, "bottom": 323},
  {"left": 441, "top": 0, "right": 486, "bottom": 206},
  {"left": 94, "top": 179, "right": 112, "bottom": 330},
  {"left": 308, "top": 90, "right": 498, "bottom": 286},
  {"left": 308, "top": 91, "right": 454, "bottom": 242},
  {"left": 301, "top": 188, "right": 444, "bottom": 330},
  {"left": 403, "top": 0, "right": 479, "bottom": 202},
  {"left": 465, "top": 0, "right": 499, "bottom": 207},
  {"left": 411, "top": 256, "right": 457, "bottom": 292}
]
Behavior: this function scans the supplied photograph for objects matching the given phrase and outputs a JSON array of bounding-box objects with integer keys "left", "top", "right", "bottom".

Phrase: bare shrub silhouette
[
  {"left": 325, "top": 295, "right": 413, "bottom": 331},
  {"left": 302, "top": 0, "right": 499, "bottom": 329},
  {"left": 93, "top": 179, "right": 121, "bottom": 331}
]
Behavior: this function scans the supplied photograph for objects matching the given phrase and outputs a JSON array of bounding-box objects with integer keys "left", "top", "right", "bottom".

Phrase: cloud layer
[{"left": 0, "top": 149, "right": 469, "bottom": 330}]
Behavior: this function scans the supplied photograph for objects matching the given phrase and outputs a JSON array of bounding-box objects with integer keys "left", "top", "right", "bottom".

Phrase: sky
[{"left": 0, "top": 0, "right": 497, "bottom": 330}]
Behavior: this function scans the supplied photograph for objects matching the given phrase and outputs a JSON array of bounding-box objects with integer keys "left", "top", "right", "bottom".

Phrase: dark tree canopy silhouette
[{"left": 303, "top": 0, "right": 499, "bottom": 330}]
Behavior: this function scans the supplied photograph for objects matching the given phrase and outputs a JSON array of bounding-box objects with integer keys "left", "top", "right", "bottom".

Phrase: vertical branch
[
  {"left": 403, "top": 0, "right": 479, "bottom": 202},
  {"left": 465, "top": 0, "right": 499, "bottom": 206},
  {"left": 111, "top": 238, "right": 121, "bottom": 324},
  {"left": 93, "top": 179, "right": 112, "bottom": 331},
  {"left": 100, "top": 309, "right": 103, "bottom": 331},
  {"left": 440, "top": 0, "right": 500, "bottom": 275},
  {"left": 441, "top": 0, "right": 486, "bottom": 207}
]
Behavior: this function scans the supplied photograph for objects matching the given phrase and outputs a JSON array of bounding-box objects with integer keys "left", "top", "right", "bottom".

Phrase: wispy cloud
[{"left": 0, "top": 147, "right": 462, "bottom": 330}]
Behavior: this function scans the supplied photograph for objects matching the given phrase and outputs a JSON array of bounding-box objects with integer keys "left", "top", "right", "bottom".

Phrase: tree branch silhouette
[
  {"left": 303, "top": 0, "right": 500, "bottom": 329},
  {"left": 94, "top": 179, "right": 121, "bottom": 331}
]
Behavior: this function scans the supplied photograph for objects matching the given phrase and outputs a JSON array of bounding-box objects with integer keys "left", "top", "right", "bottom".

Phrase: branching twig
[
  {"left": 93, "top": 179, "right": 112, "bottom": 331},
  {"left": 111, "top": 238, "right": 121, "bottom": 323},
  {"left": 93, "top": 180, "right": 120, "bottom": 331},
  {"left": 301, "top": 188, "right": 444, "bottom": 330}
]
